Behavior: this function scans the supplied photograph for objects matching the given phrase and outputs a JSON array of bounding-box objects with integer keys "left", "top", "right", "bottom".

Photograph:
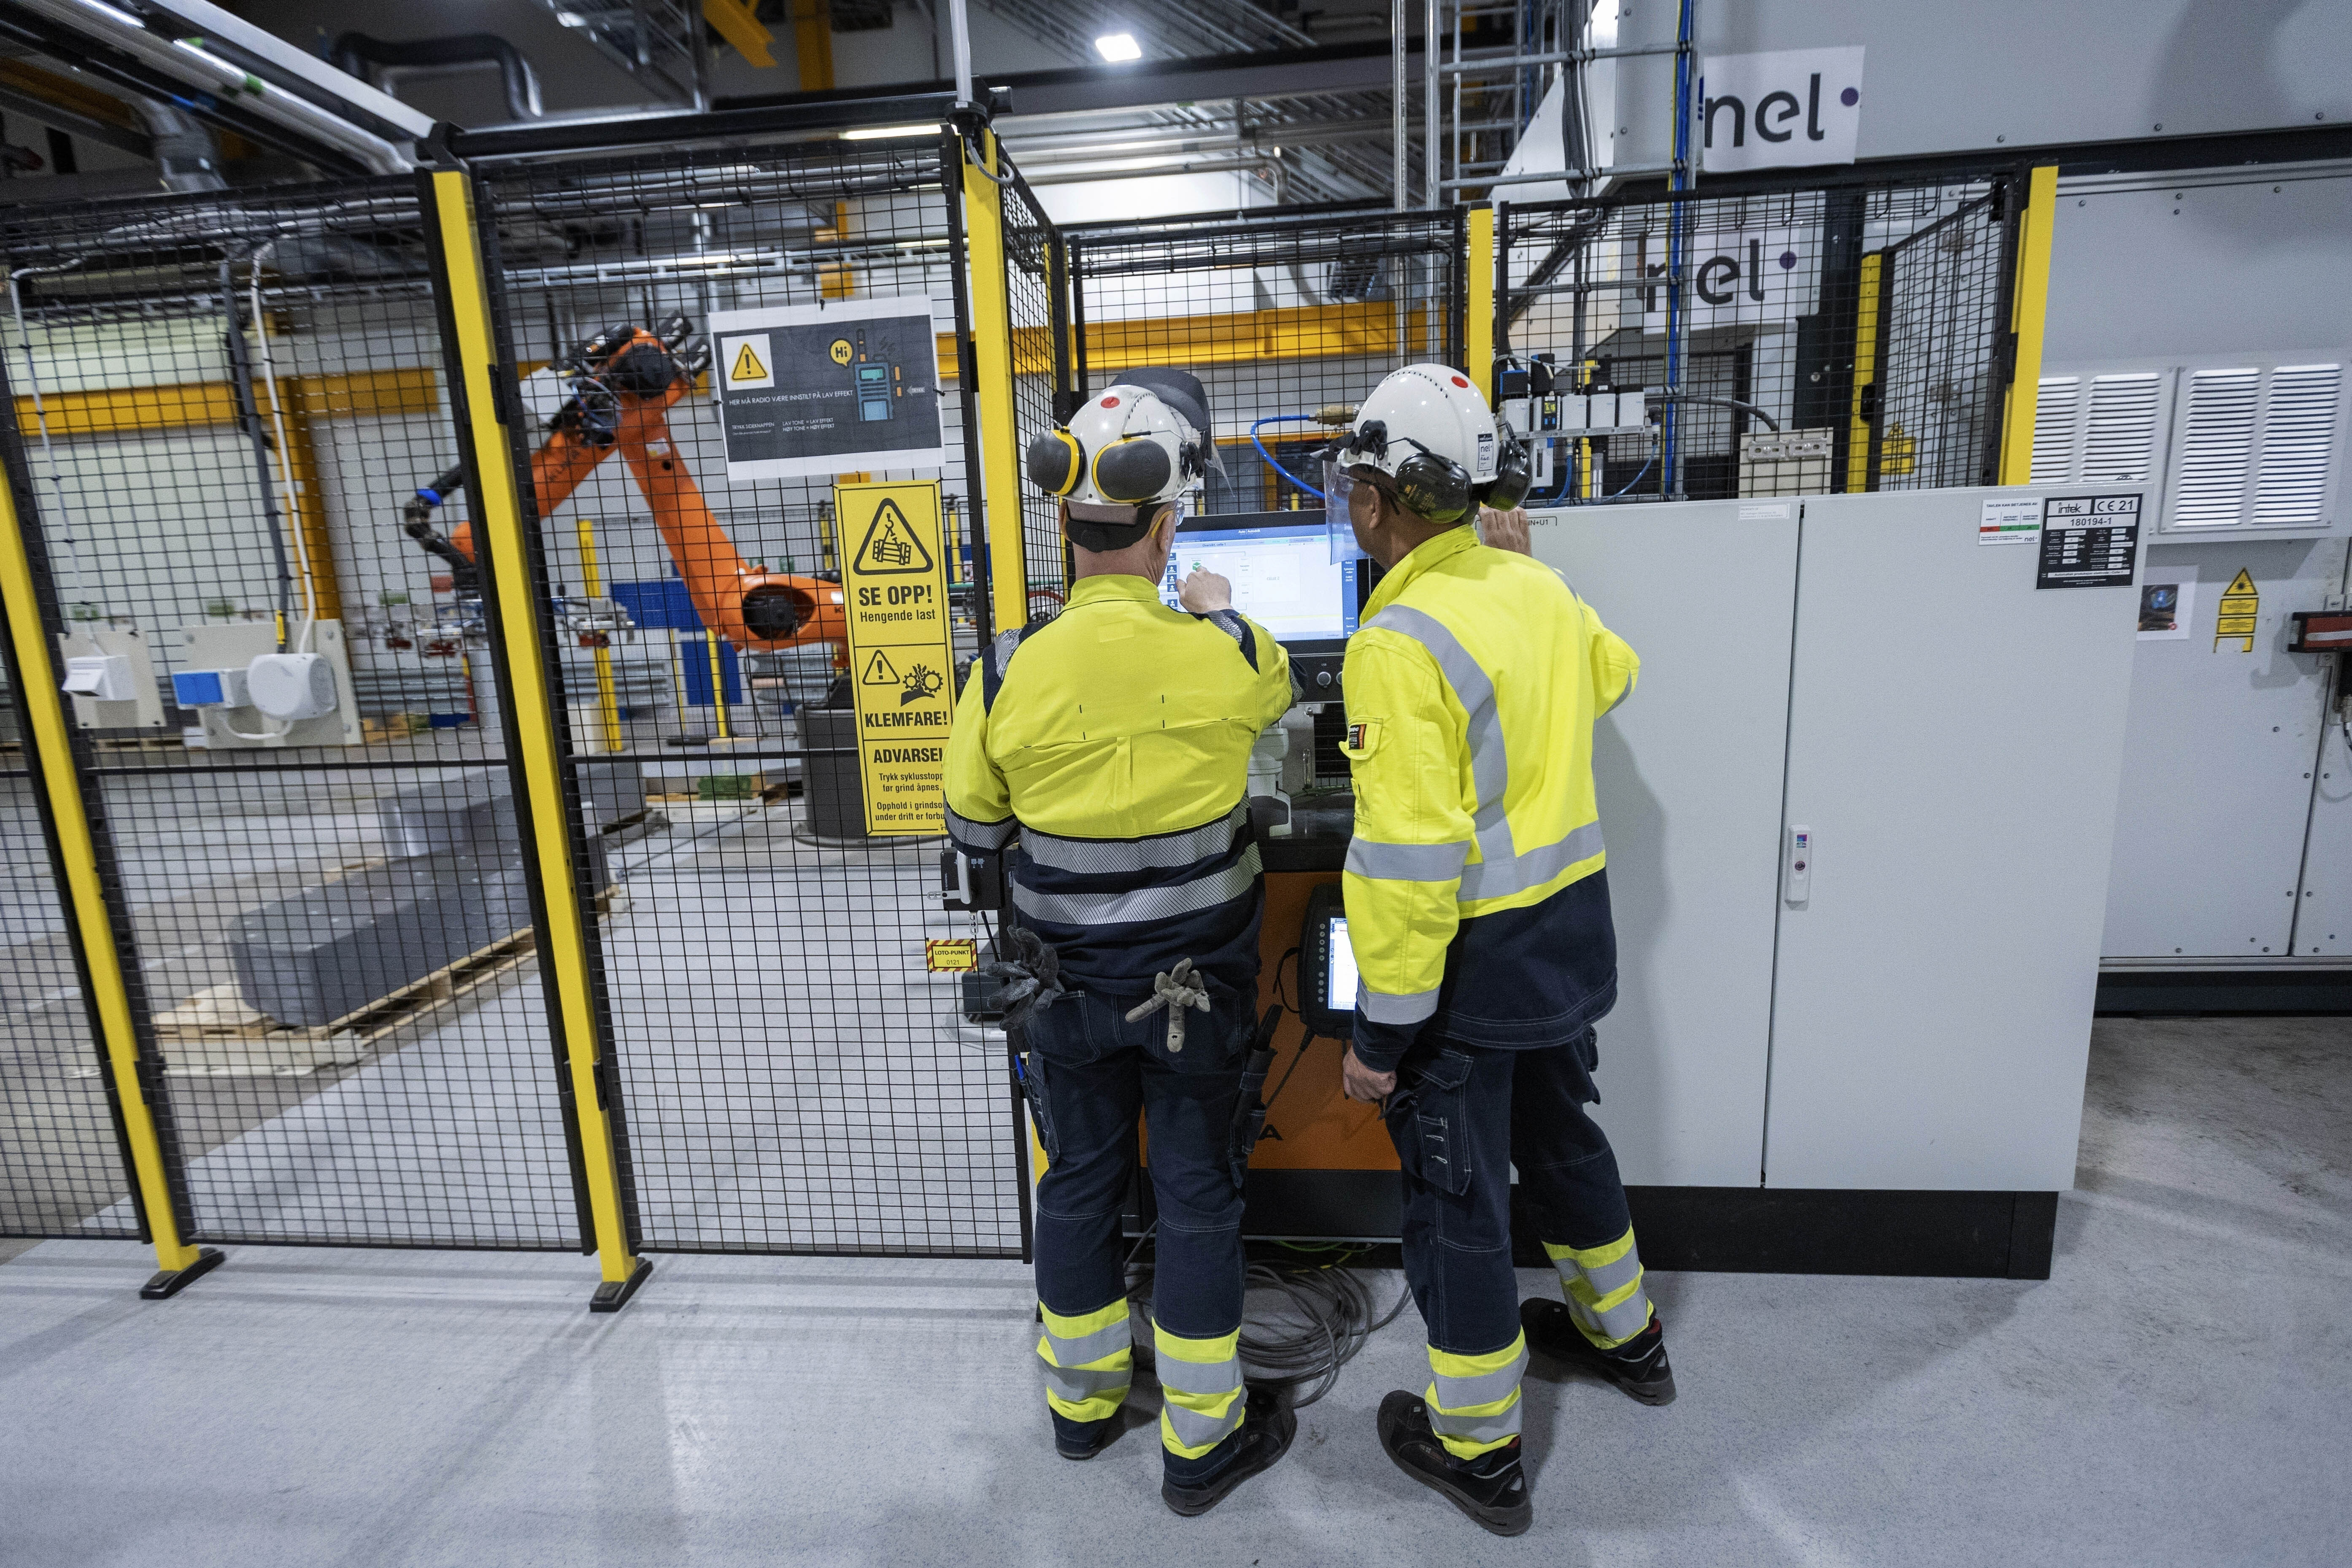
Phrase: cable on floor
[{"left": 1126, "top": 1239, "right": 1412, "bottom": 1408}]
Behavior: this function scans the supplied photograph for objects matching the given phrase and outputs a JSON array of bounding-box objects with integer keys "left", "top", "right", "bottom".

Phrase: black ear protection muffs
[
  {"left": 1482, "top": 428, "right": 1533, "bottom": 511},
  {"left": 1091, "top": 436, "right": 1175, "bottom": 505},
  {"left": 1026, "top": 429, "right": 1083, "bottom": 497}
]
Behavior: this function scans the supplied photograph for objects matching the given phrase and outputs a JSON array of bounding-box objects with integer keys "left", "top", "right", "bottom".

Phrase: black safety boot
[
  {"left": 1053, "top": 1412, "right": 1118, "bottom": 1461},
  {"left": 1161, "top": 1384, "right": 1296, "bottom": 1516},
  {"left": 1520, "top": 1299, "right": 1677, "bottom": 1406},
  {"left": 1376, "top": 1390, "right": 1532, "bottom": 1537}
]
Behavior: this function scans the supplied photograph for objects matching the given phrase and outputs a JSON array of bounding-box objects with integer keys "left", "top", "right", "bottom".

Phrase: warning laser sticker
[
  {"left": 2214, "top": 567, "right": 2258, "bottom": 652},
  {"left": 840, "top": 480, "right": 953, "bottom": 835}
]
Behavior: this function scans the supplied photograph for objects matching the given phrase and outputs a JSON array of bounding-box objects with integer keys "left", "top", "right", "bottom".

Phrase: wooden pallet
[{"left": 144, "top": 884, "right": 626, "bottom": 1078}]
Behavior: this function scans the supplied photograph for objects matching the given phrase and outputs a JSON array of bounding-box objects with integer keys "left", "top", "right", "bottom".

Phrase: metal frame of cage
[{"left": 0, "top": 114, "right": 1058, "bottom": 1308}]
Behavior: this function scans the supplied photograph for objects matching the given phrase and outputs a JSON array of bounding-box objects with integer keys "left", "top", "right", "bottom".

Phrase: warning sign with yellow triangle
[
  {"left": 2214, "top": 567, "right": 2258, "bottom": 652},
  {"left": 838, "top": 480, "right": 951, "bottom": 837},
  {"left": 730, "top": 341, "right": 767, "bottom": 383},
  {"left": 852, "top": 497, "right": 935, "bottom": 576}
]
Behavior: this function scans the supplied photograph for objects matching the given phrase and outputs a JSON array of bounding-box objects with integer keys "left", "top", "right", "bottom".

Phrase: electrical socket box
[
  {"left": 57, "top": 624, "right": 165, "bottom": 729},
  {"left": 63, "top": 654, "right": 136, "bottom": 702},
  {"left": 178, "top": 620, "right": 361, "bottom": 748},
  {"left": 171, "top": 667, "right": 251, "bottom": 708}
]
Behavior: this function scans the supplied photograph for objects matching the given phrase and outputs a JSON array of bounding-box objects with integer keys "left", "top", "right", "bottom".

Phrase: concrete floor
[{"left": 0, "top": 1012, "right": 2345, "bottom": 1567}]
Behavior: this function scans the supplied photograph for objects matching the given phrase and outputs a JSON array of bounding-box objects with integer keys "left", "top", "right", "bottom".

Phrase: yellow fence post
[
  {"left": 425, "top": 167, "right": 649, "bottom": 1312},
  {"left": 1844, "top": 251, "right": 1885, "bottom": 494},
  {"left": 573, "top": 517, "right": 625, "bottom": 754},
  {"left": 0, "top": 413, "right": 221, "bottom": 1298},
  {"left": 962, "top": 129, "right": 1029, "bottom": 637},
  {"left": 1997, "top": 164, "right": 2060, "bottom": 485},
  {"left": 1465, "top": 203, "right": 1496, "bottom": 403}
]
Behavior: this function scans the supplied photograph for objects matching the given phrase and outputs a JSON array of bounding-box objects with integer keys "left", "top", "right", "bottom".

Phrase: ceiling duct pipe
[
  {"left": 130, "top": 96, "right": 223, "bottom": 190},
  {"left": 4, "top": 0, "right": 413, "bottom": 173},
  {"left": 329, "top": 32, "right": 543, "bottom": 122}
]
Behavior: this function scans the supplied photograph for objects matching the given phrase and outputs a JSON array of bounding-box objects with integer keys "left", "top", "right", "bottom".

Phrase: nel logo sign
[{"left": 1699, "top": 46, "right": 1864, "bottom": 173}]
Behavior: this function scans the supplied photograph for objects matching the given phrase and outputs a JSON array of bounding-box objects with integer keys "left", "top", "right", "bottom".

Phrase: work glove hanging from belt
[
  {"left": 980, "top": 926, "right": 1068, "bottom": 1034},
  {"left": 1125, "top": 957, "right": 1212, "bottom": 1053}
]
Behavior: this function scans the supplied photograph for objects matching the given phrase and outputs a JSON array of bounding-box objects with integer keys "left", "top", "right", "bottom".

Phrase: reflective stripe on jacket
[
  {"left": 1340, "top": 525, "right": 1637, "bottom": 1070},
  {"left": 943, "top": 574, "right": 1293, "bottom": 993}
]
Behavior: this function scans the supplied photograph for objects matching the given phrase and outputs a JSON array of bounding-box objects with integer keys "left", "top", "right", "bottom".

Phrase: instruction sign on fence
[
  {"left": 709, "top": 295, "right": 946, "bottom": 481},
  {"left": 838, "top": 480, "right": 952, "bottom": 835}
]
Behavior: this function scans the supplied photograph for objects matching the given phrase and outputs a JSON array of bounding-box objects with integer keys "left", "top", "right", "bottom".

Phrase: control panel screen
[
  {"left": 1324, "top": 915, "right": 1359, "bottom": 1013},
  {"left": 1163, "top": 517, "right": 1361, "bottom": 643}
]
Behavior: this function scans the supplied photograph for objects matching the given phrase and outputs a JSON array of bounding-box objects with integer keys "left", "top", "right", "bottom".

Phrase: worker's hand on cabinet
[
  {"left": 1179, "top": 569, "right": 1234, "bottom": 613},
  {"left": 1341, "top": 1047, "right": 1396, "bottom": 1104},
  {"left": 1478, "top": 506, "right": 1532, "bottom": 556}
]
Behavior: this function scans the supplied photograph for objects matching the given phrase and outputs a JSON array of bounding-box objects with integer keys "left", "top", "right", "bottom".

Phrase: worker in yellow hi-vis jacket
[
  {"left": 944, "top": 367, "right": 1297, "bottom": 1517},
  {"left": 1330, "top": 364, "right": 1669, "bottom": 1538}
]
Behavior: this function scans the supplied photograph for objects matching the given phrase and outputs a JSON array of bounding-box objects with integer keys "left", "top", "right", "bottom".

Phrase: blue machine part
[
  {"left": 172, "top": 669, "right": 228, "bottom": 707},
  {"left": 612, "top": 578, "right": 702, "bottom": 631},
  {"left": 679, "top": 636, "right": 743, "bottom": 707}
]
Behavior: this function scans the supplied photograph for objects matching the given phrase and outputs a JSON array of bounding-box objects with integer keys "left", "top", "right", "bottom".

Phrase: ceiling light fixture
[
  {"left": 1095, "top": 32, "right": 1142, "bottom": 62},
  {"left": 841, "top": 122, "right": 945, "bottom": 140}
]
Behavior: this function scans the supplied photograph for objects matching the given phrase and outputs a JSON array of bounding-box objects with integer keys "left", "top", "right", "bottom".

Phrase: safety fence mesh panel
[
  {"left": 0, "top": 180, "right": 581, "bottom": 1249},
  {"left": 1000, "top": 168, "right": 1069, "bottom": 621},
  {"left": 469, "top": 138, "right": 1021, "bottom": 1256},
  {"left": 1872, "top": 189, "right": 2014, "bottom": 491},
  {"left": 0, "top": 769, "right": 138, "bottom": 1238},
  {"left": 1067, "top": 205, "right": 1465, "bottom": 518},
  {"left": 1497, "top": 169, "right": 2020, "bottom": 503}
]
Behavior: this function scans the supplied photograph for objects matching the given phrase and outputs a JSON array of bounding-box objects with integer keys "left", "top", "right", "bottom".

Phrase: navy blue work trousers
[{"left": 1382, "top": 1028, "right": 1633, "bottom": 1356}]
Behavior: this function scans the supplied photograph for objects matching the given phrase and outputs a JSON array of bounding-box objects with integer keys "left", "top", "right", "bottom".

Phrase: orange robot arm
[{"left": 439, "top": 327, "right": 845, "bottom": 653}]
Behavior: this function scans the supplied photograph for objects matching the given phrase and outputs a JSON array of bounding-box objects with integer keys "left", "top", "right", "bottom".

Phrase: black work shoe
[
  {"left": 1376, "top": 1390, "right": 1532, "bottom": 1537},
  {"left": 1160, "top": 1385, "right": 1296, "bottom": 1517},
  {"left": 1054, "top": 1415, "right": 1117, "bottom": 1461},
  {"left": 1521, "top": 1299, "right": 1677, "bottom": 1406}
]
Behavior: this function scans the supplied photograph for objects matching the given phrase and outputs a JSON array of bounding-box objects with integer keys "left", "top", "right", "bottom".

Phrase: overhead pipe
[
  {"left": 949, "top": 0, "right": 973, "bottom": 109},
  {"left": 1391, "top": 0, "right": 1406, "bottom": 210},
  {"left": 8, "top": 0, "right": 413, "bottom": 173},
  {"left": 128, "top": 96, "right": 223, "bottom": 191},
  {"left": 329, "top": 32, "right": 543, "bottom": 122}
]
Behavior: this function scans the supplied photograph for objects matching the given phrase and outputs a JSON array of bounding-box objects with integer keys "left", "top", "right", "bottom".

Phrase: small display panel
[
  {"left": 1163, "top": 515, "right": 1362, "bottom": 643},
  {"left": 1324, "top": 915, "right": 1359, "bottom": 1014}
]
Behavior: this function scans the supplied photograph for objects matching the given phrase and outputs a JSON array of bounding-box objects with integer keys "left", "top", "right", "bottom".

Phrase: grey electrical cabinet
[{"left": 1536, "top": 485, "right": 2143, "bottom": 1197}]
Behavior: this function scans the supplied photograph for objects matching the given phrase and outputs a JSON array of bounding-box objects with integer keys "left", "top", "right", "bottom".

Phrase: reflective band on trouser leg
[
  {"left": 1544, "top": 1226, "right": 1655, "bottom": 1349},
  {"left": 1155, "top": 1322, "right": 1245, "bottom": 1459},
  {"left": 1425, "top": 1333, "right": 1528, "bottom": 1460},
  {"left": 1038, "top": 1298, "right": 1134, "bottom": 1422}
]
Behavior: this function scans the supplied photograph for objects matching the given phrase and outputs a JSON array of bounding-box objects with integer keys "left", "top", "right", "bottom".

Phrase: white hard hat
[
  {"left": 1026, "top": 367, "right": 1221, "bottom": 546},
  {"left": 1337, "top": 362, "right": 1529, "bottom": 522}
]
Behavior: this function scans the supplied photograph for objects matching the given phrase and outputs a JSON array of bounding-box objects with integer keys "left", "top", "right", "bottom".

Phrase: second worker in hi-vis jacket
[
  {"left": 1331, "top": 364, "right": 1672, "bottom": 1539},
  {"left": 943, "top": 367, "right": 1297, "bottom": 1517}
]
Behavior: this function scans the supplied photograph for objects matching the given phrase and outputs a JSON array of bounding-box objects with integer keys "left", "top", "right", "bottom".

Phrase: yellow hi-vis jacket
[
  {"left": 943, "top": 574, "right": 1293, "bottom": 994},
  {"left": 1340, "top": 525, "right": 1638, "bottom": 1071}
]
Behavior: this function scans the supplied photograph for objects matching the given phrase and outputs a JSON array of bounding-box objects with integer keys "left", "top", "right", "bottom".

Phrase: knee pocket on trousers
[{"left": 1385, "top": 1047, "right": 1475, "bottom": 1198}]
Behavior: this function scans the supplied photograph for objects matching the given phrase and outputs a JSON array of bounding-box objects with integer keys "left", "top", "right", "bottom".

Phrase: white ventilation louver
[
  {"left": 2251, "top": 363, "right": 2341, "bottom": 527},
  {"left": 2082, "top": 374, "right": 2163, "bottom": 481},
  {"left": 2030, "top": 377, "right": 2079, "bottom": 483},
  {"left": 2167, "top": 362, "right": 2341, "bottom": 531},
  {"left": 2171, "top": 368, "right": 2260, "bottom": 527},
  {"left": 2032, "top": 372, "right": 2164, "bottom": 486}
]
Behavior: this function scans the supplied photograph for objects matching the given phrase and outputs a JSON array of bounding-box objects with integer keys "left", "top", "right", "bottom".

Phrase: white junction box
[
  {"left": 248, "top": 652, "right": 338, "bottom": 720},
  {"left": 58, "top": 624, "right": 167, "bottom": 729},
  {"left": 178, "top": 621, "right": 362, "bottom": 748}
]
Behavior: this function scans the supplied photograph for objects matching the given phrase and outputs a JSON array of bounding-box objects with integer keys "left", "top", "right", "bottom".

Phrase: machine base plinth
[
  {"left": 589, "top": 1256, "right": 653, "bottom": 1313},
  {"left": 139, "top": 1246, "right": 225, "bottom": 1299}
]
